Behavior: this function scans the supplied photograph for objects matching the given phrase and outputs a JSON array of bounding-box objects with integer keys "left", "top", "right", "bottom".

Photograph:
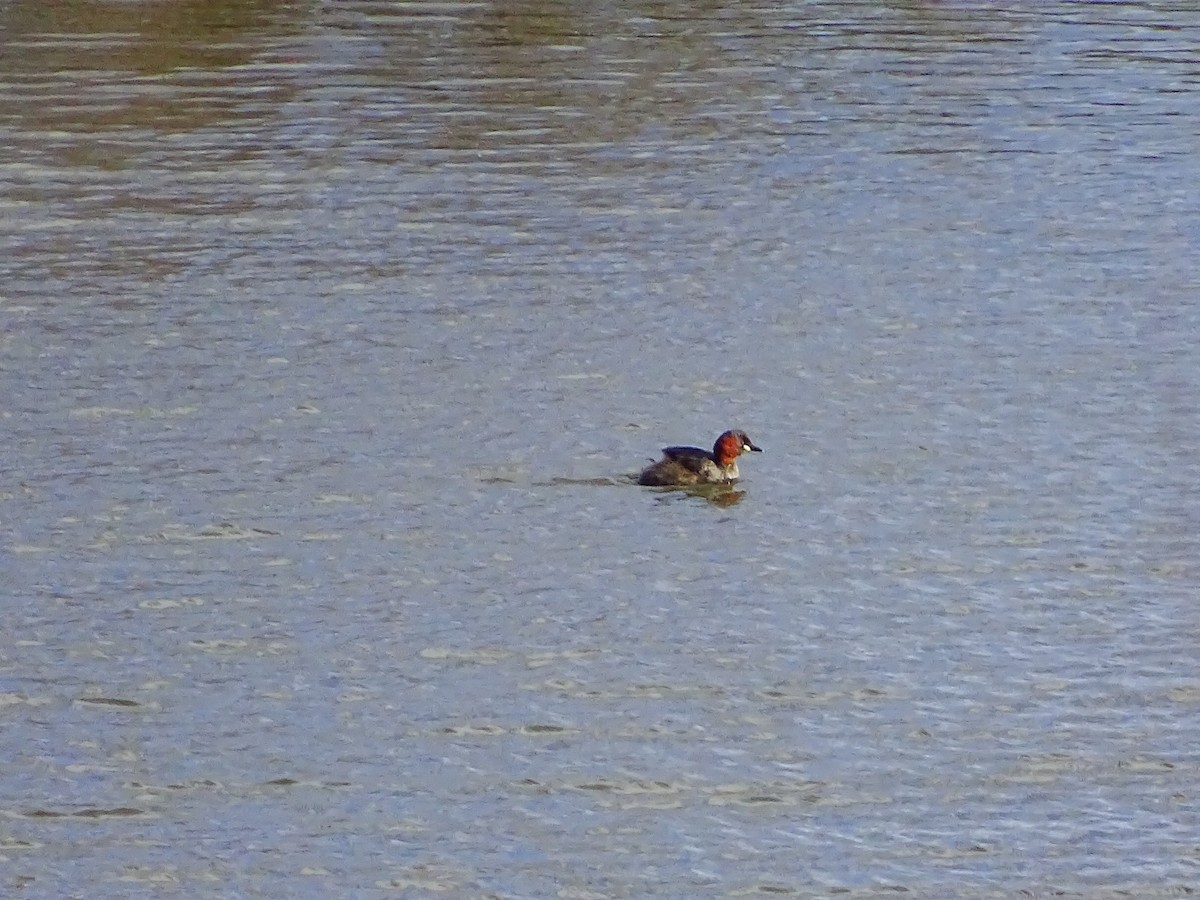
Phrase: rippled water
[{"left": 3, "top": 1, "right": 1200, "bottom": 896}]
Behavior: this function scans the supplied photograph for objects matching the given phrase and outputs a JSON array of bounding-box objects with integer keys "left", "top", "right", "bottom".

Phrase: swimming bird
[{"left": 638, "top": 429, "right": 762, "bottom": 486}]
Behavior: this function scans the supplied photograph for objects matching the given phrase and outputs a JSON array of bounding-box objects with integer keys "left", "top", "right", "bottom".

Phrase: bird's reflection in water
[
  {"left": 650, "top": 484, "right": 747, "bottom": 507},
  {"left": 542, "top": 476, "right": 748, "bottom": 507}
]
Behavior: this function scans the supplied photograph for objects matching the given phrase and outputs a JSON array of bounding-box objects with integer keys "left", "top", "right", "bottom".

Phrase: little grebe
[{"left": 638, "top": 429, "right": 762, "bottom": 486}]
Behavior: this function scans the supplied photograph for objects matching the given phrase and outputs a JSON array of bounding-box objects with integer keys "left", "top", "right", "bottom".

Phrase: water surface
[{"left": 3, "top": 1, "right": 1200, "bottom": 896}]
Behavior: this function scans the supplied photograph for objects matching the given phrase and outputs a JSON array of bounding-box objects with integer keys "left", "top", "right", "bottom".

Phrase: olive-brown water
[{"left": 3, "top": 1, "right": 1200, "bottom": 896}]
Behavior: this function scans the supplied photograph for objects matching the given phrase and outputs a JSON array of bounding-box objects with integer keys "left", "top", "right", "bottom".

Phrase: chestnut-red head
[{"left": 713, "top": 430, "right": 762, "bottom": 466}]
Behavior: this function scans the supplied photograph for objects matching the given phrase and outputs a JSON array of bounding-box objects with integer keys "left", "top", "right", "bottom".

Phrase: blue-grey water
[{"left": 3, "top": 1, "right": 1200, "bottom": 896}]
